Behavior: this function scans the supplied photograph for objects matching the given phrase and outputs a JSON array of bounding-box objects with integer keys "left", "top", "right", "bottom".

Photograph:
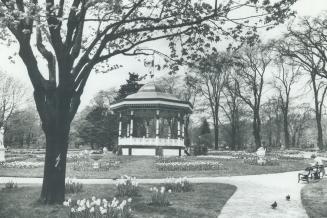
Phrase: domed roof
[
  {"left": 110, "top": 82, "right": 193, "bottom": 113},
  {"left": 125, "top": 82, "right": 179, "bottom": 101},
  {"left": 137, "top": 82, "right": 164, "bottom": 92}
]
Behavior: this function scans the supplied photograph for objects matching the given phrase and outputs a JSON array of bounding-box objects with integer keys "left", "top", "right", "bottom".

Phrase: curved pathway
[{"left": 0, "top": 171, "right": 309, "bottom": 218}]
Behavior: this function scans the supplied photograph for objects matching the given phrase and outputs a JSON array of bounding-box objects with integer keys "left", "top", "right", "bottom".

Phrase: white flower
[
  {"left": 127, "top": 198, "right": 132, "bottom": 203},
  {"left": 168, "top": 189, "right": 172, "bottom": 193},
  {"left": 71, "top": 208, "right": 75, "bottom": 213},
  {"left": 63, "top": 201, "right": 69, "bottom": 207},
  {"left": 86, "top": 200, "right": 90, "bottom": 208},
  {"left": 100, "top": 208, "right": 107, "bottom": 214},
  {"left": 91, "top": 196, "right": 96, "bottom": 201},
  {"left": 95, "top": 198, "right": 101, "bottom": 206},
  {"left": 90, "top": 207, "right": 95, "bottom": 213}
]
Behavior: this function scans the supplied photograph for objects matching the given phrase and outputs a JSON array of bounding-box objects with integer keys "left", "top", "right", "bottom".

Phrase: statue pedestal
[{"left": 0, "top": 148, "right": 5, "bottom": 162}]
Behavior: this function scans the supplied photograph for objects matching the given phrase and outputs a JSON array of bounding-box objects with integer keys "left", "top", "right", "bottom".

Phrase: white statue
[
  {"left": 256, "top": 146, "right": 266, "bottom": 165},
  {"left": 256, "top": 146, "right": 266, "bottom": 158},
  {"left": 0, "top": 127, "right": 5, "bottom": 162}
]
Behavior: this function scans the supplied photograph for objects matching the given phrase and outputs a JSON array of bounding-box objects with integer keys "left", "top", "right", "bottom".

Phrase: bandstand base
[{"left": 120, "top": 146, "right": 183, "bottom": 156}]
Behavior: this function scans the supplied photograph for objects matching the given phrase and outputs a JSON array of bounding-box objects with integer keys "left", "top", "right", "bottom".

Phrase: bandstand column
[
  {"left": 146, "top": 120, "right": 149, "bottom": 138},
  {"left": 156, "top": 110, "right": 160, "bottom": 139},
  {"left": 118, "top": 113, "right": 122, "bottom": 137},
  {"left": 130, "top": 110, "right": 134, "bottom": 138},
  {"left": 181, "top": 116, "right": 184, "bottom": 139},
  {"left": 177, "top": 113, "right": 181, "bottom": 139}
]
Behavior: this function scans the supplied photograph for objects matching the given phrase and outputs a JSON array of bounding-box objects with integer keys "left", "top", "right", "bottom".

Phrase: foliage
[
  {"left": 76, "top": 106, "right": 118, "bottom": 150},
  {"left": 116, "top": 176, "right": 139, "bottom": 197},
  {"left": 193, "top": 144, "right": 208, "bottom": 156},
  {"left": 200, "top": 119, "right": 211, "bottom": 135},
  {"left": 65, "top": 178, "right": 83, "bottom": 194},
  {"left": 149, "top": 186, "right": 171, "bottom": 207},
  {"left": 63, "top": 197, "right": 133, "bottom": 218},
  {"left": 5, "top": 107, "right": 43, "bottom": 148},
  {"left": 4, "top": 180, "right": 18, "bottom": 190},
  {"left": 115, "top": 73, "right": 145, "bottom": 101},
  {"left": 164, "top": 177, "right": 193, "bottom": 193}
]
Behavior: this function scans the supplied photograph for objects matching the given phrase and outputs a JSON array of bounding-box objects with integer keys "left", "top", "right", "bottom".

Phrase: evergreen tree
[
  {"left": 200, "top": 119, "right": 211, "bottom": 135},
  {"left": 115, "top": 73, "right": 145, "bottom": 101}
]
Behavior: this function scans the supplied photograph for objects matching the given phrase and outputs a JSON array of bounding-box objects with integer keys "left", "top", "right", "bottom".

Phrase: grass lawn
[
  {"left": 0, "top": 183, "right": 236, "bottom": 218},
  {"left": 0, "top": 154, "right": 311, "bottom": 179},
  {"left": 301, "top": 179, "right": 327, "bottom": 218}
]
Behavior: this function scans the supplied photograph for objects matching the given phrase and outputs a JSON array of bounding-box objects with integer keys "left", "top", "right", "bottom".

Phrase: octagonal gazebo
[{"left": 110, "top": 82, "right": 192, "bottom": 156}]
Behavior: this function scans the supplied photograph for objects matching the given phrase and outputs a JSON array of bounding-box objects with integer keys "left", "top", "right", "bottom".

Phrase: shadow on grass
[{"left": 301, "top": 179, "right": 327, "bottom": 218}]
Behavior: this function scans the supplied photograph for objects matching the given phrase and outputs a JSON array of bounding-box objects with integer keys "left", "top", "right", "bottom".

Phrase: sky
[{"left": 0, "top": 0, "right": 326, "bottom": 111}]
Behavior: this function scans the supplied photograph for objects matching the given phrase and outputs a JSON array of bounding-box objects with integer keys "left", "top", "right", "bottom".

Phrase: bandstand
[{"left": 110, "top": 83, "right": 192, "bottom": 156}]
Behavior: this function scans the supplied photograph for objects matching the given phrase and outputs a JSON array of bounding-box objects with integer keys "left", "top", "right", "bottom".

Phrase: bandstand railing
[{"left": 118, "top": 137, "right": 184, "bottom": 147}]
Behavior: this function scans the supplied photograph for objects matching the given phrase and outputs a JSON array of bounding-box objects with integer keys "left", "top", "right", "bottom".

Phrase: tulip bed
[
  {"left": 155, "top": 161, "right": 223, "bottom": 171},
  {"left": 0, "top": 161, "right": 43, "bottom": 168}
]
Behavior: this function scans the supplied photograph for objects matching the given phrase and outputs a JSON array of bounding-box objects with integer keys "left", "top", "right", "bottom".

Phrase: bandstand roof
[{"left": 110, "top": 82, "right": 193, "bottom": 113}]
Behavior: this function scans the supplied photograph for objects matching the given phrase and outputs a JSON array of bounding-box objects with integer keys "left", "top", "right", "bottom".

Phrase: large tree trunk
[
  {"left": 40, "top": 126, "right": 69, "bottom": 204},
  {"left": 283, "top": 110, "right": 290, "bottom": 148},
  {"left": 316, "top": 113, "right": 323, "bottom": 150},
  {"left": 35, "top": 87, "right": 76, "bottom": 204},
  {"left": 253, "top": 109, "right": 261, "bottom": 149},
  {"left": 214, "top": 123, "right": 219, "bottom": 150}
]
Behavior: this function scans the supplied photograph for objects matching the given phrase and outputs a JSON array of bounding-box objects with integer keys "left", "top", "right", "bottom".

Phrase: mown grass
[
  {"left": 0, "top": 183, "right": 236, "bottom": 218},
  {"left": 301, "top": 179, "right": 327, "bottom": 218}
]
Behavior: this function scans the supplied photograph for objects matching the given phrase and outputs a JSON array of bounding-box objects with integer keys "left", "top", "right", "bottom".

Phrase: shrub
[
  {"left": 311, "top": 153, "right": 317, "bottom": 159},
  {"left": 164, "top": 177, "right": 193, "bottom": 192},
  {"left": 63, "top": 197, "right": 133, "bottom": 218},
  {"left": 116, "top": 176, "right": 139, "bottom": 197},
  {"left": 149, "top": 186, "right": 170, "bottom": 207},
  {"left": 65, "top": 178, "right": 83, "bottom": 194},
  {"left": 4, "top": 181, "right": 18, "bottom": 190},
  {"left": 193, "top": 145, "right": 208, "bottom": 156}
]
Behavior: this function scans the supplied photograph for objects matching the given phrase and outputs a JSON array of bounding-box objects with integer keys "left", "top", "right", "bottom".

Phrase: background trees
[
  {"left": 277, "top": 14, "right": 327, "bottom": 149},
  {"left": 193, "top": 53, "right": 231, "bottom": 150},
  {"left": 0, "top": 71, "right": 26, "bottom": 130},
  {"left": 272, "top": 56, "right": 301, "bottom": 148},
  {"left": 233, "top": 44, "right": 272, "bottom": 149}
]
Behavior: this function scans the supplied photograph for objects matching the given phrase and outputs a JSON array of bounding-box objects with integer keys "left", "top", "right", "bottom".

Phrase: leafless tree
[
  {"left": 234, "top": 44, "right": 272, "bottom": 149},
  {"left": 194, "top": 53, "right": 231, "bottom": 150},
  {"left": 272, "top": 56, "right": 301, "bottom": 148},
  {"left": 221, "top": 77, "right": 245, "bottom": 150},
  {"left": 0, "top": 71, "right": 25, "bottom": 130},
  {"left": 276, "top": 15, "right": 327, "bottom": 149}
]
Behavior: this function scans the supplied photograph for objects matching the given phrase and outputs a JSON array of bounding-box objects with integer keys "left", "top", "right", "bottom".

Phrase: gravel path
[{"left": 0, "top": 171, "right": 309, "bottom": 218}]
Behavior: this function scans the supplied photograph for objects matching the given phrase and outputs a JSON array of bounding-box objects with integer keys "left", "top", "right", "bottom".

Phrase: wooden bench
[{"left": 298, "top": 167, "right": 312, "bottom": 183}]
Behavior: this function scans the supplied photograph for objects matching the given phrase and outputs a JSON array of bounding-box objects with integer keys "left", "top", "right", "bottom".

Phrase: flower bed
[
  {"left": 155, "top": 161, "right": 222, "bottom": 171},
  {"left": 243, "top": 156, "right": 279, "bottom": 166},
  {"left": 149, "top": 186, "right": 171, "bottom": 207},
  {"left": 164, "top": 177, "right": 193, "bottom": 192},
  {"left": 63, "top": 196, "right": 133, "bottom": 218},
  {"left": 4, "top": 156, "right": 30, "bottom": 163},
  {"left": 72, "top": 160, "right": 120, "bottom": 171},
  {"left": 0, "top": 161, "right": 43, "bottom": 168},
  {"left": 116, "top": 176, "right": 139, "bottom": 197}
]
